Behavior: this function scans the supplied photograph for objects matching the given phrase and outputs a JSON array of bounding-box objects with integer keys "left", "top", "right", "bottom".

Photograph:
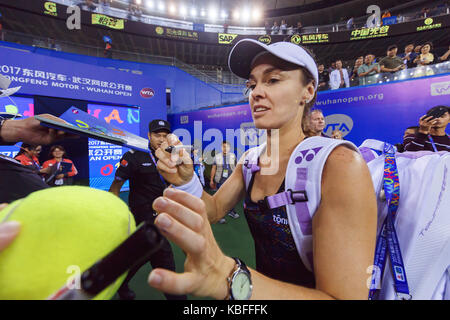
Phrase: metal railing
[{"left": 1, "top": 29, "right": 246, "bottom": 86}]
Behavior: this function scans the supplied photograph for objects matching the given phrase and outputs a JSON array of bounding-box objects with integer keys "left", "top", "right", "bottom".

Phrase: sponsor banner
[
  {"left": 218, "top": 33, "right": 238, "bottom": 44},
  {"left": 3, "top": 0, "right": 448, "bottom": 46},
  {"left": 350, "top": 25, "right": 390, "bottom": 41},
  {"left": 258, "top": 35, "right": 272, "bottom": 45},
  {"left": 290, "top": 33, "right": 330, "bottom": 45},
  {"left": 0, "top": 46, "right": 164, "bottom": 110},
  {"left": 286, "top": 15, "right": 448, "bottom": 45},
  {"left": 92, "top": 13, "right": 125, "bottom": 30},
  {"left": 170, "top": 74, "right": 450, "bottom": 150},
  {"left": 140, "top": 87, "right": 155, "bottom": 98},
  {"left": 417, "top": 17, "right": 443, "bottom": 31},
  {"left": 155, "top": 26, "right": 199, "bottom": 41},
  {"left": 43, "top": 1, "right": 57, "bottom": 16}
]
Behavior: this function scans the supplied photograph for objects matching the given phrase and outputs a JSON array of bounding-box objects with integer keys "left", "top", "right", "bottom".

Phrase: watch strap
[{"left": 226, "top": 257, "right": 252, "bottom": 300}]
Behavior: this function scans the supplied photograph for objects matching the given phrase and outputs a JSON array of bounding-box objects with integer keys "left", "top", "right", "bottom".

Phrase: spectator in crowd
[
  {"left": 329, "top": 59, "right": 350, "bottom": 89},
  {"left": 48, "top": 38, "right": 61, "bottom": 51},
  {"left": 439, "top": 45, "right": 450, "bottom": 62},
  {"left": 396, "top": 13, "right": 406, "bottom": 23},
  {"left": 294, "top": 21, "right": 303, "bottom": 34},
  {"left": 307, "top": 109, "right": 326, "bottom": 137},
  {"left": 128, "top": 0, "right": 142, "bottom": 20},
  {"left": 404, "top": 106, "right": 450, "bottom": 152},
  {"left": 409, "top": 45, "right": 422, "bottom": 67},
  {"left": 42, "top": 145, "right": 78, "bottom": 186},
  {"left": 223, "top": 23, "right": 229, "bottom": 34},
  {"left": 14, "top": 143, "right": 46, "bottom": 174},
  {"left": 104, "top": 40, "right": 112, "bottom": 59},
  {"left": 280, "top": 20, "right": 288, "bottom": 35},
  {"left": 328, "top": 61, "right": 336, "bottom": 74},
  {"left": 317, "top": 63, "right": 329, "bottom": 91},
  {"left": 331, "top": 129, "right": 344, "bottom": 140},
  {"left": 193, "top": 147, "right": 205, "bottom": 187},
  {"left": 264, "top": 21, "right": 271, "bottom": 35},
  {"left": 358, "top": 54, "right": 380, "bottom": 86},
  {"left": 80, "top": 0, "right": 97, "bottom": 12},
  {"left": 379, "top": 44, "right": 405, "bottom": 73},
  {"left": 271, "top": 21, "right": 280, "bottom": 35},
  {"left": 210, "top": 141, "right": 239, "bottom": 223},
  {"left": 346, "top": 17, "right": 354, "bottom": 30},
  {"left": 350, "top": 56, "right": 364, "bottom": 86},
  {"left": 0, "top": 113, "right": 79, "bottom": 203},
  {"left": 420, "top": 7, "right": 431, "bottom": 18},
  {"left": 400, "top": 43, "right": 416, "bottom": 69},
  {"left": 98, "top": 0, "right": 112, "bottom": 14},
  {"left": 382, "top": 10, "right": 391, "bottom": 19},
  {"left": 395, "top": 126, "right": 419, "bottom": 152},
  {"left": 414, "top": 42, "right": 434, "bottom": 66}
]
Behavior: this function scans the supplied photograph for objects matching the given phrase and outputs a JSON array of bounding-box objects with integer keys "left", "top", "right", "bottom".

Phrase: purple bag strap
[
  {"left": 244, "top": 154, "right": 312, "bottom": 236},
  {"left": 243, "top": 159, "right": 260, "bottom": 188}
]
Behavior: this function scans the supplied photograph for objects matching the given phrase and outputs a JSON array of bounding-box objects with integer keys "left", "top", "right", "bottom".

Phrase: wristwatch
[{"left": 226, "top": 257, "right": 252, "bottom": 300}]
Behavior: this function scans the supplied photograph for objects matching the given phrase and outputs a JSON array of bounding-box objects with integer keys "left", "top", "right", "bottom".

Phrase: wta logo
[
  {"left": 324, "top": 114, "right": 354, "bottom": 137},
  {"left": 140, "top": 88, "right": 155, "bottom": 98},
  {"left": 431, "top": 81, "right": 450, "bottom": 96}
]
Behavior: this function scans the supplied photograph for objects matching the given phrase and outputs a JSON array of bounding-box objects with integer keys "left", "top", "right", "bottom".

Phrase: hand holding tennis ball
[{"left": 0, "top": 203, "right": 20, "bottom": 252}]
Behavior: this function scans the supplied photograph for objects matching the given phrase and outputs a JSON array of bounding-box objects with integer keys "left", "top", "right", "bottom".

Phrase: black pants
[{"left": 119, "top": 206, "right": 187, "bottom": 300}]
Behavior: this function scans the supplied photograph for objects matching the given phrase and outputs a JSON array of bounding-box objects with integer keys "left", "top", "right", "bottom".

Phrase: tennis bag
[{"left": 242, "top": 136, "right": 450, "bottom": 299}]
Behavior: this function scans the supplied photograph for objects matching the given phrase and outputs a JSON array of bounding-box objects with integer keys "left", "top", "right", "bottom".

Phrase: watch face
[{"left": 231, "top": 272, "right": 252, "bottom": 300}]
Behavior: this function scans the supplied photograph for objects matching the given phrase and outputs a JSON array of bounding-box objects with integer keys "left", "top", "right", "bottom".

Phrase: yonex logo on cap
[{"left": 159, "top": 121, "right": 165, "bottom": 126}]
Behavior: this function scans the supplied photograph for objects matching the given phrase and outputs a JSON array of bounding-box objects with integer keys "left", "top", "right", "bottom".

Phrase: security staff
[{"left": 109, "top": 119, "right": 186, "bottom": 300}]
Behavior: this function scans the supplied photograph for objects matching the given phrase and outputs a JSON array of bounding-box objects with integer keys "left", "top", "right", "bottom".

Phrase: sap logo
[
  {"left": 431, "top": 81, "right": 450, "bottom": 96},
  {"left": 140, "top": 88, "right": 155, "bottom": 98},
  {"left": 324, "top": 114, "right": 354, "bottom": 137},
  {"left": 218, "top": 33, "right": 237, "bottom": 44}
]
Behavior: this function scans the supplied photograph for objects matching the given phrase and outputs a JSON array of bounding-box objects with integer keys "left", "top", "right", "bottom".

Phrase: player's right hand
[{"left": 155, "top": 134, "right": 194, "bottom": 186}]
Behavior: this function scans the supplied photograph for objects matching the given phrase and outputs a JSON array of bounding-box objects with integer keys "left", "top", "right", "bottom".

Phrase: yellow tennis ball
[{"left": 0, "top": 186, "right": 136, "bottom": 300}]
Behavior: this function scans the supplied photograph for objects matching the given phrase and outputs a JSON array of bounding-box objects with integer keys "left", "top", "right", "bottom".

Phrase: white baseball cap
[{"left": 228, "top": 39, "right": 318, "bottom": 90}]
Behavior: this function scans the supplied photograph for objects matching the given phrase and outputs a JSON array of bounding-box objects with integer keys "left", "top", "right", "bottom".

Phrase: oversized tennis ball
[{"left": 0, "top": 186, "right": 136, "bottom": 300}]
